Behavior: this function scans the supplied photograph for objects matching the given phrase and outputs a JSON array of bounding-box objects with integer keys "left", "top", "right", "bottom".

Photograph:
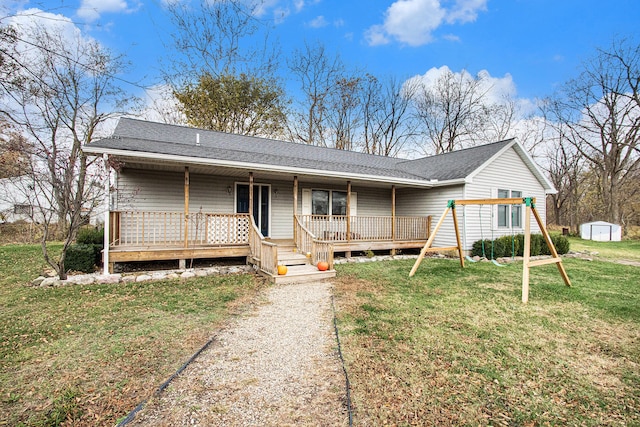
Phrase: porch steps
[
  {"left": 270, "top": 264, "right": 335, "bottom": 285},
  {"left": 259, "top": 240, "right": 336, "bottom": 284}
]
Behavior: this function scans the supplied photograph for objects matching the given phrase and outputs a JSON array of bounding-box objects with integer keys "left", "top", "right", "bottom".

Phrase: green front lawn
[
  {"left": 0, "top": 244, "right": 264, "bottom": 426},
  {"left": 568, "top": 236, "right": 640, "bottom": 262},
  {"left": 335, "top": 255, "right": 640, "bottom": 426}
]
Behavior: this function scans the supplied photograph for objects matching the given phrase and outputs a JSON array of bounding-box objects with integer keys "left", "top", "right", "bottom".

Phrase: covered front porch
[
  {"left": 105, "top": 209, "right": 431, "bottom": 280},
  {"left": 101, "top": 152, "right": 434, "bottom": 280}
]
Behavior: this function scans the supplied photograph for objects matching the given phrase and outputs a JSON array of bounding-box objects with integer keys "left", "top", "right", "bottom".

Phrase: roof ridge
[
  {"left": 396, "top": 138, "right": 515, "bottom": 166},
  {"left": 117, "top": 117, "right": 407, "bottom": 163}
]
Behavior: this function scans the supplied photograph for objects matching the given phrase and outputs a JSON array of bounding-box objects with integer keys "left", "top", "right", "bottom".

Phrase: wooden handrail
[
  {"left": 248, "top": 215, "right": 278, "bottom": 275},
  {"left": 297, "top": 215, "right": 430, "bottom": 242},
  {"left": 295, "top": 215, "right": 334, "bottom": 269}
]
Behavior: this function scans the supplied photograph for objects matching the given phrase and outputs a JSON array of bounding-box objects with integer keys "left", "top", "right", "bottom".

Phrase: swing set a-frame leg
[
  {"left": 409, "top": 201, "right": 465, "bottom": 277},
  {"left": 522, "top": 199, "right": 571, "bottom": 303}
]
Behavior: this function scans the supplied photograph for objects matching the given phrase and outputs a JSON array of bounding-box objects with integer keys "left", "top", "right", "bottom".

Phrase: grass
[
  {"left": 334, "top": 252, "right": 640, "bottom": 426},
  {"left": 2, "top": 239, "right": 639, "bottom": 426},
  {"left": 568, "top": 236, "right": 640, "bottom": 262},
  {"left": 0, "top": 244, "right": 264, "bottom": 426}
]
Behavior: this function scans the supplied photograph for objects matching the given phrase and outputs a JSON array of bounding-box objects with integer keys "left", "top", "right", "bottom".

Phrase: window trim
[{"left": 495, "top": 189, "right": 523, "bottom": 230}]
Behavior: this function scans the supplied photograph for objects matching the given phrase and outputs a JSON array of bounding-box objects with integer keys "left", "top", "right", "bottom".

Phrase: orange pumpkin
[
  {"left": 277, "top": 265, "right": 288, "bottom": 275},
  {"left": 317, "top": 261, "right": 329, "bottom": 271}
]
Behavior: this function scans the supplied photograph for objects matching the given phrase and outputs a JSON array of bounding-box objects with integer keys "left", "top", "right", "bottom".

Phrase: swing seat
[
  {"left": 465, "top": 255, "right": 477, "bottom": 263},
  {"left": 491, "top": 259, "right": 507, "bottom": 267}
]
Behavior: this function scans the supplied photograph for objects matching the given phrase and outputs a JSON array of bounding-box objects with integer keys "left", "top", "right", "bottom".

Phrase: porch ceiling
[{"left": 112, "top": 155, "right": 426, "bottom": 189}]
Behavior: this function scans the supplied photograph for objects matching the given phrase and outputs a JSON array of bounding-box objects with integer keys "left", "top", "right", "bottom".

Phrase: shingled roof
[{"left": 86, "top": 118, "right": 549, "bottom": 189}]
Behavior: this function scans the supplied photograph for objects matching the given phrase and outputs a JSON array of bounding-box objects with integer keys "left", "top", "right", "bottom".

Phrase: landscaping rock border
[{"left": 30, "top": 265, "right": 254, "bottom": 288}]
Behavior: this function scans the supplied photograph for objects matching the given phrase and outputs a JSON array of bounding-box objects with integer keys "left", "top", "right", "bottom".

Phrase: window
[
  {"left": 312, "top": 190, "right": 329, "bottom": 215},
  {"left": 13, "top": 204, "right": 32, "bottom": 215},
  {"left": 497, "top": 189, "right": 522, "bottom": 228},
  {"left": 332, "top": 191, "right": 347, "bottom": 215},
  {"left": 311, "top": 190, "right": 349, "bottom": 216}
]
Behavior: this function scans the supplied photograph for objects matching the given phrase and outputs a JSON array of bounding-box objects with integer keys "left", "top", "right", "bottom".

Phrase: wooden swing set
[{"left": 409, "top": 197, "right": 571, "bottom": 303}]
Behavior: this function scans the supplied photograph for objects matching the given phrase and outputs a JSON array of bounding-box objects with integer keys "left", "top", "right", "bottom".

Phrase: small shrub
[
  {"left": 76, "top": 227, "right": 104, "bottom": 266},
  {"left": 77, "top": 227, "right": 104, "bottom": 245},
  {"left": 551, "top": 234, "right": 570, "bottom": 254},
  {"left": 471, "top": 233, "right": 570, "bottom": 258},
  {"left": 471, "top": 239, "right": 492, "bottom": 257},
  {"left": 65, "top": 244, "right": 96, "bottom": 273}
]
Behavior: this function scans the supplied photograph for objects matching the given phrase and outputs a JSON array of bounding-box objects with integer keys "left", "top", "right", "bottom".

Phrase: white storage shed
[{"left": 580, "top": 221, "right": 622, "bottom": 242}]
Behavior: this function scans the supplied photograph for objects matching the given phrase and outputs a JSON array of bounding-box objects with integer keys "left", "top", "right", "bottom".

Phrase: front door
[{"left": 236, "top": 184, "right": 270, "bottom": 237}]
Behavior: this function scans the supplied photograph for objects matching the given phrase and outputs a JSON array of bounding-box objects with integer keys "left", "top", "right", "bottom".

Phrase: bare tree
[
  {"left": 542, "top": 131, "right": 585, "bottom": 232},
  {"left": 327, "top": 76, "right": 363, "bottom": 150},
  {"left": 410, "top": 68, "right": 516, "bottom": 155},
  {"left": 161, "top": 0, "right": 286, "bottom": 137},
  {"left": 362, "top": 75, "right": 417, "bottom": 157},
  {"left": 543, "top": 38, "right": 640, "bottom": 226},
  {"left": 0, "top": 19, "right": 136, "bottom": 279},
  {"left": 287, "top": 41, "right": 345, "bottom": 146},
  {"left": 163, "top": 0, "right": 279, "bottom": 83}
]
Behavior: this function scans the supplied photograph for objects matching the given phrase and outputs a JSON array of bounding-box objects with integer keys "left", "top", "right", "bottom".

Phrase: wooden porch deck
[{"left": 106, "top": 211, "right": 431, "bottom": 281}]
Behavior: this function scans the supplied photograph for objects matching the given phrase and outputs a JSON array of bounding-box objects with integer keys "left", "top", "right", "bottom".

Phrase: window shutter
[
  {"left": 349, "top": 192, "right": 357, "bottom": 217},
  {"left": 302, "top": 189, "right": 311, "bottom": 215}
]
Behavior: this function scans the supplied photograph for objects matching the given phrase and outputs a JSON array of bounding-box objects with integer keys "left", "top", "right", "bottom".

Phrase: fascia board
[
  {"left": 85, "top": 147, "right": 436, "bottom": 188},
  {"left": 464, "top": 140, "right": 557, "bottom": 194}
]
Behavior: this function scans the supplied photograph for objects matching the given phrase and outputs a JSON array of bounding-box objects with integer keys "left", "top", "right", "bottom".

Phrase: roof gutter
[{"left": 84, "top": 146, "right": 437, "bottom": 188}]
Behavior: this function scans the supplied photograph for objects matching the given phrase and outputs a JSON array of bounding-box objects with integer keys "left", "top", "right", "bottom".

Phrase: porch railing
[
  {"left": 109, "top": 211, "right": 251, "bottom": 247},
  {"left": 248, "top": 215, "right": 277, "bottom": 275},
  {"left": 297, "top": 215, "right": 431, "bottom": 242},
  {"left": 294, "top": 216, "right": 334, "bottom": 270}
]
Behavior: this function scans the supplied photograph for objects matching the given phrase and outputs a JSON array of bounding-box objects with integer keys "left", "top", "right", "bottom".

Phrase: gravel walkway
[{"left": 127, "top": 281, "right": 348, "bottom": 426}]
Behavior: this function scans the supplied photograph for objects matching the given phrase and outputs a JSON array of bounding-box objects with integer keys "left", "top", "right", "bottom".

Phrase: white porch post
[
  {"left": 346, "top": 180, "right": 352, "bottom": 258},
  {"left": 293, "top": 175, "right": 298, "bottom": 244},
  {"left": 391, "top": 185, "right": 396, "bottom": 256},
  {"left": 102, "top": 154, "right": 110, "bottom": 275}
]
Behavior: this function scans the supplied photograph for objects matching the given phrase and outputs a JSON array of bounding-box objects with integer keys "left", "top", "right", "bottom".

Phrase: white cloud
[
  {"left": 139, "top": 84, "right": 186, "bottom": 125},
  {"left": 8, "top": 8, "right": 88, "bottom": 53},
  {"left": 446, "top": 0, "right": 487, "bottom": 24},
  {"left": 273, "top": 7, "right": 291, "bottom": 24},
  {"left": 407, "top": 66, "right": 516, "bottom": 101},
  {"left": 76, "top": 0, "right": 139, "bottom": 22},
  {"left": 365, "top": 24, "right": 390, "bottom": 46},
  {"left": 308, "top": 15, "right": 329, "bottom": 28},
  {"left": 294, "top": 0, "right": 306, "bottom": 12},
  {"left": 366, "top": 0, "right": 487, "bottom": 46}
]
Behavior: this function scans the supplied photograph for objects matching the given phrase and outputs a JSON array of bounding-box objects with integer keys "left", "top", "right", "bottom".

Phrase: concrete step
[{"left": 267, "top": 264, "right": 336, "bottom": 285}]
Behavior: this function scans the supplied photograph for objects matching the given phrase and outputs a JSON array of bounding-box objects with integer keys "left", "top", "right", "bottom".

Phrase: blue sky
[{"left": 4, "top": 0, "right": 640, "bottom": 106}]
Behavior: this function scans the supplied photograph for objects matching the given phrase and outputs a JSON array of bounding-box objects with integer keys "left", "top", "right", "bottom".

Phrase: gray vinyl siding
[
  {"left": 396, "top": 186, "right": 464, "bottom": 248},
  {"left": 116, "top": 169, "right": 235, "bottom": 213},
  {"left": 353, "top": 186, "right": 392, "bottom": 216},
  {"left": 461, "top": 148, "right": 547, "bottom": 251},
  {"left": 397, "top": 185, "right": 464, "bottom": 248},
  {"left": 117, "top": 169, "right": 293, "bottom": 239}
]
